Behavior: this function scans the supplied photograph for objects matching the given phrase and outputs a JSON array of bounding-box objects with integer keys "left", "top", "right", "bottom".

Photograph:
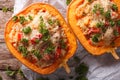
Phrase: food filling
[
  {"left": 9, "top": 9, "right": 68, "bottom": 68},
  {"left": 76, "top": 0, "right": 120, "bottom": 47}
]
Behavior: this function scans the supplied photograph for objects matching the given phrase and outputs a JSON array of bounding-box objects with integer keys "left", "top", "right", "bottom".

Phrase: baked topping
[
  {"left": 76, "top": 0, "right": 120, "bottom": 47},
  {"left": 9, "top": 9, "right": 68, "bottom": 68}
]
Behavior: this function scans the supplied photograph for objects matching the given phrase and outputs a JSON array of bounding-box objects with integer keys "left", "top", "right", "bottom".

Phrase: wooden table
[{"left": 0, "top": 0, "right": 27, "bottom": 80}]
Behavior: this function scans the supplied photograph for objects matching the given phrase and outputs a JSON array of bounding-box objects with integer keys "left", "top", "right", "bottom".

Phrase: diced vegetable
[
  {"left": 18, "top": 33, "right": 22, "bottom": 41},
  {"left": 40, "top": 26, "right": 50, "bottom": 41},
  {"left": 22, "top": 26, "right": 32, "bottom": 34},
  {"left": 40, "top": 16, "right": 44, "bottom": 22},
  {"left": 2, "top": 7, "right": 8, "bottom": 12},
  {"left": 113, "top": 30, "right": 119, "bottom": 36},
  {"left": 19, "top": 16, "right": 27, "bottom": 24},
  {"left": 59, "top": 39, "right": 66, "bottom": 49},
  {"left": 21, "top": 38, "right": 29, "bottom": 46},
  {"left": 48, "top": 19, "right": 54, "bottom": 26},
  {"left": 92, "top": 4, "right": 104, "bottom": 15},
  {"left": 32, "top": 50, "right": 42, "bottom": 59},
  {"left": 112, "top": 4, "right": 118, "bottom": 11},
  {"left": 18, "top": 46, "right": 28, "bottom": 57},
  {"left": 66, "top": 0, "right": 72, "bottom": 5},
  {"left": 109, "top": 20, "right": 115, "bottom": 27},
  {"left": 75, "top": 63, "right": 88, "bottom": 75},
  {"left": 44, "top": 44, "right": 55, "bottom": 54},
  {"left": 104, "top": 10, "right": 111, "bottom": 19},
  {"left": 12, "top": 16, "right": 18, "bottom": 22},
  {"left": 96, "top": 21, "right": 104, "bottom": 28},
  {"left": 39, "top": 21, "right": 46, "bottom": 28},
  {"left": 91, "top": 34, "right": 100, "bottom": 43},
  {"left": 28, "top": 15, "right": 33, "bottom": 21},
  {"left": 117, "top": 20, "right": 120, "bottom": 26}
]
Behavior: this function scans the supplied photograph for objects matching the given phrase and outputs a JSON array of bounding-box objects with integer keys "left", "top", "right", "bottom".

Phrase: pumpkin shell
[
  {"left": 67, "top": 0, "right": 120, "bottom": 56},
  {"left": 5, "top": 3, "right": 77, "bottom": 74}
]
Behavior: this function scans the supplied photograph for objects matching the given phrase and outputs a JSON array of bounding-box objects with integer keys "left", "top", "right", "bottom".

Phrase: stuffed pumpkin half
[
  {"left": 68, "top": 0, "right": 120, "bottom": 59},
  {"left": 5, "top": 3, "right": 77, "bottom": 74}
]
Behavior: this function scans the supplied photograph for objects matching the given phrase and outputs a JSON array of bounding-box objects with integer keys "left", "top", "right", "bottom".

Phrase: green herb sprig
[
  {"left": 66, "top": 0, "right": 72, "bottom": 5},
  {"left": 22, "top": 26, "right": 32, "bottom": 34}
]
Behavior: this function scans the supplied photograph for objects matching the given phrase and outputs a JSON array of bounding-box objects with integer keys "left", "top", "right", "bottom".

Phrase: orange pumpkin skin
[
  {"left": 5, "top": 3, "right": 77, "bottom": 74},
  {"left": 67, "top": 0, "right": 120, "bottom": 57}
]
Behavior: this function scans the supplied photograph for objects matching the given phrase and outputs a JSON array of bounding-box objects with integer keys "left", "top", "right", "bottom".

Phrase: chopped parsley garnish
[
  {"left": 59, "top": 39, "right": 66, "bottom": 49},
  {"left": 93, "top": 4, "right": 100, "bottom": 13},
  {"left": 42, "top": 35, "right": 50, "bottom": 41},
  {"left": 35, "top": 39, "right": 40, "bottom": 44},
  {"left": 39, "top": 21, "right": 46, "bottom": 28},
  {"left": 18, "top": 46, "right": 28, "bottom": 57},
  {"left": 91, "top": 34, "right": 100, "bottom": 43},
  {"left": 21, "top": 38, "right": 29, "bottom": 45},
  {"left": 55, "top": 20, "right": 60, "bottom": 26},
  {"left": 2, "top": 7, "right": 13, "bottom": 12},
  {"left": 48, "top": 19, "right": 54, "bottom": 26},
  {"left": 66, "top": 0, "right": 72, "bottom": 5},
  {"left": 22, "top": 26, "right": 32, "bottom": 34},
  {"left": 75, "top": 63, "right": 88, "bottom": 75},
  {"left": 32, "top": 50, "right": 42, "bottom": 59},
  {"left": 44, "top": 43, "right": 55, "bottom": 54},
  {"left": 39, "top": 16, "right": 50, "bottom": 41},
  {"left": 2, "top": 7, "right": 8, "bottom": 12},
  {"left": 40, "top": 16, "right": 44, "bottom": 22},
  {"left": 28, "top": 15, "right": 33, "bottom": 21},
  {"left": 104, "top": 10, "right": 111, "bottom": 19},
  {"left": 96, "top": 21, "right": 104, "bottom": 28},
  {"left": 117, "top": 20, "right": 120, "bottom": 26},
  {"left": 113, "top": 30, "right": 119, "bottom": 36},
  {"left": 12, "top": 16, "right": 18, "bottom": 22},
  {"left": 19, "top": 16, "right": 27, "bottom": 24},
  {"left": 40, "top": 26, "right": 50, "bottom": 41},
  {"left": 99, "top": 7, "right": 104, "bottom": 15},
  {"left": 112, "top": 4, "right": 118, "bottom": 11},
  {"left": 6, "top": 68, "right": 16, "bottom": 77},
  {"left": 5, "top": 68, "right": 25, "bottom": 78},
  {"left": 92, "top": 4, "right": 104, "bottom": 15},
  {"left": 109, "top": 20, "right": 115, "bottom": 27},
  {"left": 40, "top": 26, "right": 49, "bottom": 35}
]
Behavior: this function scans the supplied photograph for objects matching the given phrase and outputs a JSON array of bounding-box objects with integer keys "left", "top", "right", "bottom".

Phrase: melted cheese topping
[
  {"left": 9, "top": 9, "right": 68, "bottom": 68},
  {"left": 76, "top": 0, "right": 120, "bottom": 47}
]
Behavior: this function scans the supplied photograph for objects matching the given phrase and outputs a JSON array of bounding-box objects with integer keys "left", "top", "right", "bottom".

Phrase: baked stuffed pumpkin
[
  {"left": 67, "top": 0, "right": 120, "bottom": 59},
  {"left": 5, "top": 3, "right": 77, "bottom": 74}
]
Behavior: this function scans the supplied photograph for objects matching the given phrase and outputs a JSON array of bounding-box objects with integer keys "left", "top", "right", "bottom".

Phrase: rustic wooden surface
[{"left": 0, "top": 0, "right": 27, "bottom": 80}]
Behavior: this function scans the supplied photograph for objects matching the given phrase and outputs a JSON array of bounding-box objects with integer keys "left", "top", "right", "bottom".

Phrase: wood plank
[
  {"left": 0, "top": 11, "right": 13, "bottom": 42},
  {"left": 0, "top": 11, "right": 13, "bottom": 29},
  {"left": 0, "top": 43, "right": 14, "bottom": 60},
  {"left": 0, "top": 0, "right": 15, "bottom": 8},
  {"left": 0, "top": 58, "right": 22, "bottom": 70}
]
